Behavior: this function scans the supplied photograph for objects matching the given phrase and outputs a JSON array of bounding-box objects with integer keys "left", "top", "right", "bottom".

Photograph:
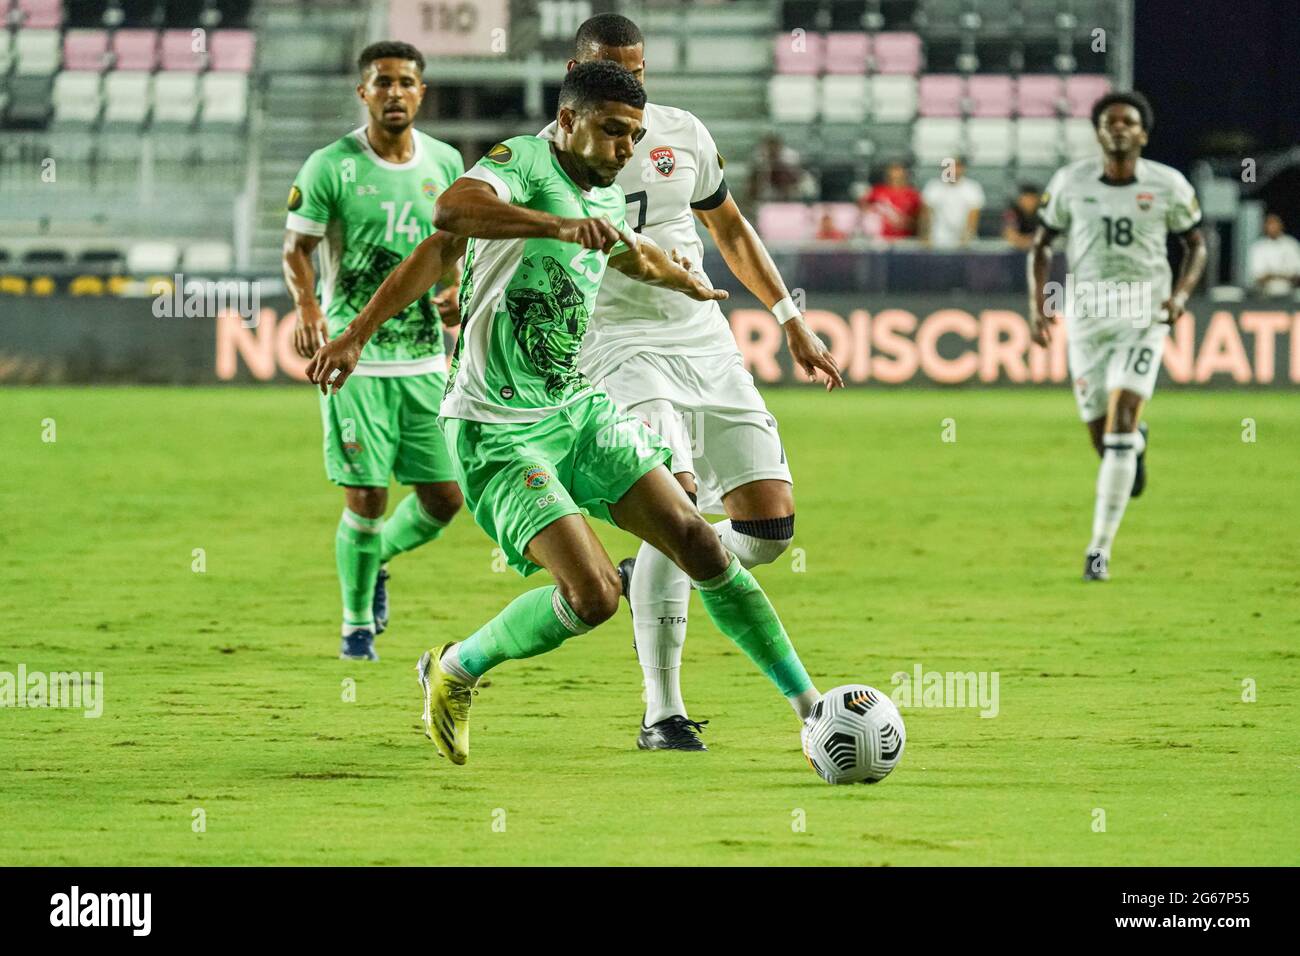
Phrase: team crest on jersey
[
  {"left": 1136, "top": 192, "right": 1155, "bottom": 211},
  {"left": 523, "top": 466, "right": 550, "bottom": 489},
  {"left": 650, "top": 146, "right": 675, "bottom": 177},
  {"left": 421, "top": 178, "right": 440, "bottom": 199},
  {"left": 287, "top": 185, "right": 302, "bottom": 211}
]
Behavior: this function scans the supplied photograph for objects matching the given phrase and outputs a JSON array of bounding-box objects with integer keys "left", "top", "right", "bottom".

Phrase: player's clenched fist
[
  {"left": 306, "top": 331, "right": 363, "bottom": 395},
  {"left": 1029, "top": 306, "right": 1057, "bottom": 347},
  {"left": 554, "top": 216, "right": 622, "bottom": 252}
]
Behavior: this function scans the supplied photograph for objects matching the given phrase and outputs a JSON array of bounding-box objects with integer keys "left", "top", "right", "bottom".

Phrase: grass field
[{"left": 2, "top": 385, "right": 1297, "bottom": 866}]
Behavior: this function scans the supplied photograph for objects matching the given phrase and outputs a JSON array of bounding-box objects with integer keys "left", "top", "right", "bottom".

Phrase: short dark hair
[
  {"left": 357, "top": 41, "right": 425, "bottom": 77},
  {"left": 1018, "top": 182, "right": 1040, "bottom": 195},
  {"left": 1091, "top": 91, "right": 1154, "bottom": 131},
  {"left": 558, "top": 59, "right": 646, "bottom": 113},
  {"left": 574, "top": 13, "right": 643, "bottom": 56}
]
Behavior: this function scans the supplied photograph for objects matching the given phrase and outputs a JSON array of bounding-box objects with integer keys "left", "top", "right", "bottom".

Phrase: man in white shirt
[
  {"left": 1248, "top": 214, "right": 1300, "bottom": 296},
  {"left": 549, "top": 13, "right": 844, "bottom": 752},
  {"left": 920, "top": 157, "right": 985, "bottom": 248}
]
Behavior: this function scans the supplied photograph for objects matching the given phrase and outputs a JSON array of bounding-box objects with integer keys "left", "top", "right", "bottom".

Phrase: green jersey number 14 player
[
  {"left": 282, "top": 42, "right": 466, "bottom": 661},
  {"left": 307, "top": 61, "right": 824, "bottom": 767},
  {"left": 1028, "top": 91, "right": 1206, "bottom": 582}
]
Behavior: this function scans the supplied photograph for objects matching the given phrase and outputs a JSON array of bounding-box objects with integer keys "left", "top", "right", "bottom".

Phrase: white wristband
[{"left": 772, "top": 296, "right": 800, "bottom": 324}]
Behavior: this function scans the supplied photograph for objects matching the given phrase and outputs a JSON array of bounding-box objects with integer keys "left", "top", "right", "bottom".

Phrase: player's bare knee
[
  {"left": 675, "top": 513, "right": 729, "bottom": 578},
  {"left": 346, "top": 486, "right": 387, "bottom": 518},
  {"left": 415, "top": 483, "right": 463, "bottom": 523},
  {"left": 560, "top": 573, "right": 621, "bottom": 627}
]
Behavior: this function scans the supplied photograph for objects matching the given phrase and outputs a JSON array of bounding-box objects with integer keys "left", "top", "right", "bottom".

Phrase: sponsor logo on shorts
[
  {"left": 343, "top": 441, "right": 364, "bottom": 458},
  {"left": 650, "top": 146, "right": 675, "bottom": 177},
  {"left": 524, "top": 466, "right": 550, "bottom": 489},
  {"left": 499, "top": 386, "right": 514, "bottom": 400},
  {"left": 536, "top": 491, "right": 560, "bottom": 509}
]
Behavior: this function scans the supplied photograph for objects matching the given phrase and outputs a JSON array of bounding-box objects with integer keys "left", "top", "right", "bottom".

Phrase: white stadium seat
[
  {"left": 183, "top": 241, "right": 234, "bottom": 273},
  {"left": 103, "top": 71, "right": 153, "bottom": 125},
  {"left": 768, "top": 75, "right": 819, "bottom": 123},
  {"left": 870, "top": 75, "right": 917, "bottom": 123},
  {"left": 153, "top": 72, "right": 199, "bottom": 125},
  {"left": 965, "top": 117, "right": 1014, "bottom": 166},
  {"left": 1015, "top": 118, "right": 1063, "bottom": 166},
  {"left": 1064, "top": 118, "right": 1100, "bottom": 161},
  {"left": 127, "top": 241, "right": 181, "bottom": 274},
  {"left": 911, "top": 117, "right": 965, "bottom": 166},
  {"left": 52, "top": 71, "right": 102, "bottom": 124},
  {"left": 819, "top": 75, "right": 869, "bottom": 124},
  {"left": 200, "top": 72, "right": 248, "bottom": 125}
]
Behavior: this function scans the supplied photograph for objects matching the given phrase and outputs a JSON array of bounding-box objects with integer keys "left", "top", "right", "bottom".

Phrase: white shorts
[
  {"left": 594, "top": 350, "right": 793, "bottom": 515},
  {"left": 1068, "top": 321, "right": 1169, "bottom": 422}
]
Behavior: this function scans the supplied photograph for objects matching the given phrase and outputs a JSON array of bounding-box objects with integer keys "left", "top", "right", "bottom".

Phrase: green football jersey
[
  {"left": 286, "top": 126, "right": 464, "bottom": 374},
  {"left": 440, "top": 135, "right": 633, "bottom": 423}
]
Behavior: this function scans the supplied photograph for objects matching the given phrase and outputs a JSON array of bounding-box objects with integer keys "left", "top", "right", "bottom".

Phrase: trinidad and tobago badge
[
  {"left": 421, "top": 178, "right": 440, "bottom": 199},
  {"left": 523, "top": 466, "right": 551, "bottom": 489},
  {"left": 650, "top": 146, "right": 675, "bottom": 177},
  {"left": 1136, "top": 192, "right": 1154, "bottom": 211}
]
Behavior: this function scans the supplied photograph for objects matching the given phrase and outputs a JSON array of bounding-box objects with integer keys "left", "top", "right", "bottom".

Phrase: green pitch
[{"left": 2, "top": 386, "right": 1296, "bottom": 866}]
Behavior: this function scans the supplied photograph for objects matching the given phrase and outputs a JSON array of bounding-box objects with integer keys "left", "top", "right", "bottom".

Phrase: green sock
[
  {"left": 380, "top": 493, "right": 448, "bottom": 563},
  {"left": 455, "top": 586, "right": 591, "bottom": 678},
  {"left": 336, "top": 508, "right": 382, "bottom": 632},
  {"left": 696, "top": 556, "right": 814, "bottom": 698}
]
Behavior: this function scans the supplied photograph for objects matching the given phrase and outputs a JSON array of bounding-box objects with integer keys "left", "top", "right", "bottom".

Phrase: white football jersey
[
  {"left": 540, "top": 102, "right": 733, "bottom": 381},
  {"left": 1039, "top": 157, "right": 1201, "bottom": 331}
]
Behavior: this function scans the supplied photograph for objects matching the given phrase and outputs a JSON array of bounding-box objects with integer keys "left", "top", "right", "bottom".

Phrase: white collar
[{"left": 352, "top": 126, "right": 423, "bottom": 170}]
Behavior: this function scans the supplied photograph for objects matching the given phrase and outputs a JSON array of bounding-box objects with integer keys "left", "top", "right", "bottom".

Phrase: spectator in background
[
  {"left": 859, "top": 161, "right": 921, "bottom": 239},
  {"left": 1002, "top": 183, "right": 1041, "bottom": 251},
  {"left": 748, "top": 133, "right": 817, "bottom": 202},
  {"left": 815, "top": 209, "right": 849, "bottom": 241},
  {"left": 919, "top": 157, "right": 985, "bottom": 249},
  {"left": 1248, "top": 213, "right": 1300, "bottom": 296}
]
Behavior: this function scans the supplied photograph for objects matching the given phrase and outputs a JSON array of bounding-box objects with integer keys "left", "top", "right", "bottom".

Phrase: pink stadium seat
[
  {"left": 209, "top": 30, "right": 256, "bottom": 72},
  {"left": 824, "top": 32, "right": 870, "bottom": 74},
  {"left": 967, "top": 75, "right": 1014, "bottom": 117},
  {"left": 918, "top": 74, "right": 964, "bottom": 117},
  {"left": 773, "top": 30, "right": 824, "bottom": 75},
  {"left": 161, "top": 29, "right": 205, "bottom": 71},
  {"left": 63, "top": 29, "right": 109, "bottom": 70},
  {"left": 112, "top": 29, "right": 158, "bottom": 71},
  {"left": 1015, "top": 75, "right": 1064, "bottom": 117},
  {"left": 18, "top": 0, "right": 62, "bottom": 29},
  {"left": 757, "top": 203, "right": 815, "bottom": 242},
  {"left": 1065, "top": 75, "right": 1111, "bottom": 118},
  {"left": 872, "top": 32, "right": 921, "bottom": 74}
]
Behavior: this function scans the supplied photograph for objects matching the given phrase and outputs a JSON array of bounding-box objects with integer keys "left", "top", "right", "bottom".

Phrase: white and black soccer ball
[{"left": 801, "top": 685, "right": 906, "bottom": 784}]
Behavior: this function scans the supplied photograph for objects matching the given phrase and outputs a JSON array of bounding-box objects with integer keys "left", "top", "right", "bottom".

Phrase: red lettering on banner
[
  {"left": 870, "top": 310, "right": 919, "bottom": 383},
  {"left": 1292, "top": 316, "right": 1300, "bottom": 383},
  {"left": 849, "top": 310, "right": 871, "bottom": 382},
  {"left": 1239, "top": 312, "right": 1292, "bottom": 384},
  {"left": 1162, "top": 315, "right": 1194, "bottom": 383},
  {"left": 803, "top": 310, "right": 853, "bottom": 384},
  {"left": 1194, "top": 312, "right": 1252, "bottom": 383},
  {"left": 916, "top": 309, "right": 977, "bottom": 383},
  {"left": 216, "top": 308, "right": 276, "bottom": 380},
  {"left": 275, "top": 311, "right": 310, "bottom": 381},
  {"left": 978, "top": 310, "right": 1028, "bottom": 383},
  {"left": 731, "top": 309, "right": 783, "bottom": 382}
]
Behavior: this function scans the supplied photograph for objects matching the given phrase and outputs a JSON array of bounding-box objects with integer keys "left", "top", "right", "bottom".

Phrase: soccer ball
[{"left": 801, "top": 685, "right": 906, "bottom": 784}]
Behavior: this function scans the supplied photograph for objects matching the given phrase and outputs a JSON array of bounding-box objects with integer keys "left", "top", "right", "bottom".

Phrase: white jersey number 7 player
[{"left": 545, "top": 14, "right": 845, "bottom": 751}]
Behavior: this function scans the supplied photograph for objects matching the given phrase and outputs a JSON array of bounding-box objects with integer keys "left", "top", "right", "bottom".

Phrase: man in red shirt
[{"left": 860, "top": 161, "right": 922, "bottom": 239}]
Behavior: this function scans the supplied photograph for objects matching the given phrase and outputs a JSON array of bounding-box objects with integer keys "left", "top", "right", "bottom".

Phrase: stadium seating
[
  {"left": 918, "top": 74, "right": 963, "bottom": 117},
  {"left": 824, "top": 32, "right": 870, "bottom": 74},
  {"left": 757, "top": 202, "right": 816, "bottom": 242},
  {"left": 62, "top": 28, "right": 109, "bottom": 70},
  {"left": 127, "top": 240, "right": 180, "bottom": 274},
  {"left": 16, "top": 28, "right": 62, "bottom": 74},
  {"left": 51, "top": 69, "right": 101, "bottom": 124},
  {"left": 183, "top": 240, "right": 234, "bottom": 273}
]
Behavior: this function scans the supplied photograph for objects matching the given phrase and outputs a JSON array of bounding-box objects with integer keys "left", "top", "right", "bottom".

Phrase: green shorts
[
  {"left": 441, "top": 390, "right": 672, "bottom": 576},
  {"left": 321, "top": 371, "right": 456, "bottom": 487}
]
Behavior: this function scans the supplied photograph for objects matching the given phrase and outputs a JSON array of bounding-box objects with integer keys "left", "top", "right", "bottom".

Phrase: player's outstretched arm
[
  {"left": 609, "top": 231, "right": 728, "bottom": 303},
  {"left": 695, "top": 194, "right": 844, "bottom": 390},
  {"left": 434, "top": 179, "right": 621, "bottom": 250},
  {"left": 1163, "top": 228, "right": 1207, "bottom": 324},
  {"left": 305, "top": 230, "right": 466, "bottom": 394},
  {"left": 1027, "top": 224, "right": 1059, "bottom": 347}
]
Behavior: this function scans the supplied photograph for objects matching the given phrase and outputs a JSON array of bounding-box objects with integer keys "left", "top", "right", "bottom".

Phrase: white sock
[
  {"left": 440, "top": 643, "right": 478, "bottom": 685},
  {"left": 630, "top": 540, "right": 691, "bottom": 724},
  {"left": 790, "top": 688, "right": 820, "bottom": 721},
  {"left": 1087, "top": 431, "right": 1142, "bottom": 555},
  {"left": 714, "top": 516, "right": 794, "bottom": 568}
]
